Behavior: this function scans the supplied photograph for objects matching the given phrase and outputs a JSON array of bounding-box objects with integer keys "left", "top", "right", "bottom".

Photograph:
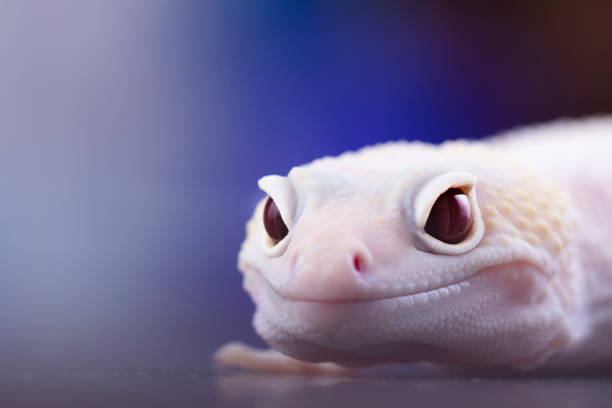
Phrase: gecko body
[{"left": 216, "top": 118, "right": 612, "bottom": 373}]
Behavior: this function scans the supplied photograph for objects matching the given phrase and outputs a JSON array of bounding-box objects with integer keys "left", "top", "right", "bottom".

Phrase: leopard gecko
[{"left": 215, "top": 117, "right": 612, "bottom": 374}]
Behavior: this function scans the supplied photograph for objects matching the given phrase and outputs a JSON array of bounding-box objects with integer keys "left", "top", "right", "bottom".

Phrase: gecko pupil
[
  {"left": 263, "top": 197, "right": 288, "bottom": 242},
  {"left": 424, "top": 188, "right": 472, "bottom": 244}
]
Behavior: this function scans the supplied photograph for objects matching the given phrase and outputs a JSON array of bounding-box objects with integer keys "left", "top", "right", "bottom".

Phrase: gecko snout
[{"left": 284, "top": 239, "right": 372, "bottom": 302}]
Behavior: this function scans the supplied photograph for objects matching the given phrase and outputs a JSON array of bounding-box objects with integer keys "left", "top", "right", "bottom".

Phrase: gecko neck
[
  {"left": 494, "top": 123, "right": 612, "bottom": 329},
  {"left": 492, "top": 124, "right": 612, "bottom": 369}
]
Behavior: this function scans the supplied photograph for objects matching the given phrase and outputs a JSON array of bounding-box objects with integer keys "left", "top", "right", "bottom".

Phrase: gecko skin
[{"left": 215, "top": 117, "right": 612, "bottom": 373}]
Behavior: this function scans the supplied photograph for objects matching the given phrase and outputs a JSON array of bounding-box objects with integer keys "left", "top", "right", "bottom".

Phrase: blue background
[{"left": 1, "top": 1, "right": 611, "bottom": 371}]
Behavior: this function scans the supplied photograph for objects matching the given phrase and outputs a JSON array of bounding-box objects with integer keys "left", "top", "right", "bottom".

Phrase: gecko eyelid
[{"left": 258, "top": 175, "right": 297, "bottom": 256}]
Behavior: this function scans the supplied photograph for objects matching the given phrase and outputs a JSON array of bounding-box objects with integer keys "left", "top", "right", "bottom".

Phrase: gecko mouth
[
  {"left": 280, "top": 280, "right": 472, "bottom": 306},
  {"left": 245, "top": 260, "right": 545, "bottom": 307},
  {"left": 244, "top": 267, "right": 470, "bottom": 308}
]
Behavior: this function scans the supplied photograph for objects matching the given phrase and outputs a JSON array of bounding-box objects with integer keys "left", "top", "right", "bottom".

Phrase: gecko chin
[{"left": 246, "top": 261, "right": 572, "bottom": 369}]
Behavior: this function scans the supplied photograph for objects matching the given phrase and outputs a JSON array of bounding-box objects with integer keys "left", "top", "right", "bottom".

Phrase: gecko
[{"left": 215, "top": 117, "right": 612, "bottom": 374}]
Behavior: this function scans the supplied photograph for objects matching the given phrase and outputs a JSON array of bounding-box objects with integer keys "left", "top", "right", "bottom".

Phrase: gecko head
[{"left": 238, "top": 142, "right": 580, "bottom": 370}]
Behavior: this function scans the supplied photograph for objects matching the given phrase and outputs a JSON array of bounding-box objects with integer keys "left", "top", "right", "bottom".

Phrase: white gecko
[{"left": 215, "top": 117, "right": 612, "bottom": 374}]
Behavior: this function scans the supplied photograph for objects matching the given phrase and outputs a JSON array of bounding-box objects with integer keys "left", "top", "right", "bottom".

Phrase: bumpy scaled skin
[{"left": 215, "top": 117, "right": 612, "bottom": 373}]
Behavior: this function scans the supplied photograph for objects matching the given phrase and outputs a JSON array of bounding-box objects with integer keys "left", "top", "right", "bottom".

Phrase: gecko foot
[{"left": 213, "top": 342, "right": 351, "bottom": 375}]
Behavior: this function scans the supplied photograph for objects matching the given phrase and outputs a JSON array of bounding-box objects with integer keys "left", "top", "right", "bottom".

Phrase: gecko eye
[
  {"left": 263, "top": 197, "right": 289, "bottom": 243},
  {"left": 424, "top": 188, "right": 472, "bottom": 244}
]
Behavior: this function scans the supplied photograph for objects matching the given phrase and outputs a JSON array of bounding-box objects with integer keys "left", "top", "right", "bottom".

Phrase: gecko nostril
[{"left": 352, "top": 254, "right": 363, "bottom": 273}]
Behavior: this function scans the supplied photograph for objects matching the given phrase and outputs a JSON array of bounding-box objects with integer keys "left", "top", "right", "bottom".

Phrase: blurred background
[{"left": 1, "top": 1, "right": 611, "bottom": 372}]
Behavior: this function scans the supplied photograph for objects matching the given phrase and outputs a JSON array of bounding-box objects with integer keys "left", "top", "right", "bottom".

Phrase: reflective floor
[{"left": 2, "top": 369, "right": 612, "bottom": 408}]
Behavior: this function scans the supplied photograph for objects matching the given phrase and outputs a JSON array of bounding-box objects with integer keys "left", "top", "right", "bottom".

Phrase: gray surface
[{"left": 2, "top": 369, "right": 611, "bottom": 408}]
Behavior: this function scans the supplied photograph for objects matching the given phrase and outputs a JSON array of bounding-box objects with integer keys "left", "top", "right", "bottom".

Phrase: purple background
[{"left": 1, "top": 1, "right": 611, "bottom": 371}]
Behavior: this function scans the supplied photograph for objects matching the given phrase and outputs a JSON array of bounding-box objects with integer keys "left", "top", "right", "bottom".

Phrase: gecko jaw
[{"left": 245, "top": 260, "right": 554, "bottom": 367}]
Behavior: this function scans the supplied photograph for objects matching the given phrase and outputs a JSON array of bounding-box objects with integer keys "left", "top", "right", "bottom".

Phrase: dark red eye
[
  {"left": 263, "top": 197, "right": 288, "bottom": 242},
  {"left": 424, "top": 188, "right": 472, "bottom": 244}
]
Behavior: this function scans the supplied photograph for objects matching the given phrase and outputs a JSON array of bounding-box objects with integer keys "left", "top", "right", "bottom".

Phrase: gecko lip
[
  {"left": 246, "top": 267, "right": 467, "bottom": 307},
  {"left": 280, "top": 283, "right": 471, "bottom": 306},
  {"left": 245, "top": 259, "right": 545, "bottom": 306}
]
